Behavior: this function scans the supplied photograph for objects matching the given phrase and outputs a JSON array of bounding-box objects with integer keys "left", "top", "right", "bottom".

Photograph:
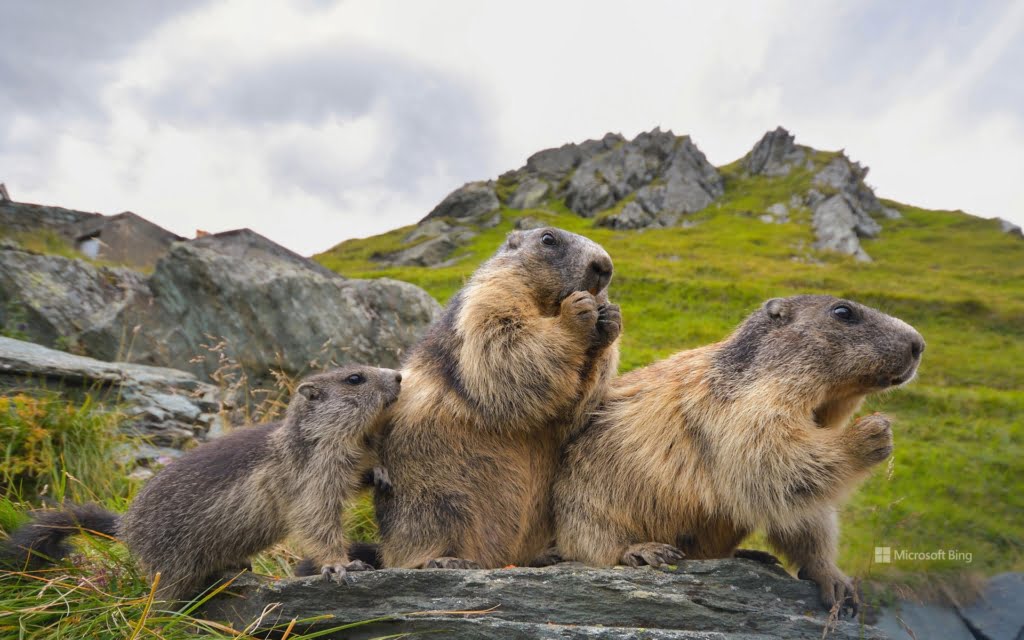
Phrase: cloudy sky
[{"left": 1, "top": 0, "right": 1022, "bottom": 255}]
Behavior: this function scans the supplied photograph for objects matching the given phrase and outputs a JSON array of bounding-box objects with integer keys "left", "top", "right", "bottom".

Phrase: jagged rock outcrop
[
  {"left": 525, "top": 132, "right": 624, "bottom": 183},
  {"left": 201, "top": 560, "right": 886, "bottom": 639},
  {"left": 0, "top": 336, "right": 223, "bottom": 464},
  {"left": 567, "top": 129, "right": 723, "bottom": 220},
  {"left": 508, "top": 177, "right": 550, "bottom": 209},
  {"left": 811, "top": 194, "right": 876, "bottom": 262},
  {"left": 0, "top": 229, "right": 441, "bottom": 385},
  {"left": 743, "top": 126, "right": 808, "bottom": 176},
  {"left": 421, "top": 181, "right": 500, "bottom": 222},
  {"left": 739, "top": 127, "right": 898, "bottom": 261}
]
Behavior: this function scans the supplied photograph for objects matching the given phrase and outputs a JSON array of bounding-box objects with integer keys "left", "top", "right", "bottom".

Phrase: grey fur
[{"left": 4, "top": 366, "right": 401, "bottom": 602}]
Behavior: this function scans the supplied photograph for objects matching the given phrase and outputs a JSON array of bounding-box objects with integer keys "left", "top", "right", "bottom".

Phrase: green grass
[{"left": 316, "top": 155, "right": 1024, "bottom": 584}]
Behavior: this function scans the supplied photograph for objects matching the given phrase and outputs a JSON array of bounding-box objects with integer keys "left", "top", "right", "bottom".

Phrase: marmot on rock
[
  {"left": 4, "top": 366, "right": 402, "bottom": 601},
  {"left": 554, "top": 295, "right": 924, "bottom": 615},
  {"left": 375, "top": 227, "right": 621, "bottom": 569}
]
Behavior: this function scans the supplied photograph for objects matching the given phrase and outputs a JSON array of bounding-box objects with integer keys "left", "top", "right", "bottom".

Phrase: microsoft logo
[{"left": 874, "top": 547, "right": 892, "bottom": 563}]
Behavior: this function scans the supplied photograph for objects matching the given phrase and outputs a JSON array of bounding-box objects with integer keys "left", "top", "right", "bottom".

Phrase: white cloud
[{"left": 1, "top": 0, "right": 1021, "bottom": 255}]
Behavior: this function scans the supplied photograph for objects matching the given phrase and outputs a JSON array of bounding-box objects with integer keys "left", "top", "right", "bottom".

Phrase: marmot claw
[
  {"left": 595, "top": 303, "right": 622, "bottom": 346},
  {"left": 621, "top": 542, "right": 686, "bottom": 568},
  {"left": 425, "top": 556, "right": 482, "bottom": 570}
]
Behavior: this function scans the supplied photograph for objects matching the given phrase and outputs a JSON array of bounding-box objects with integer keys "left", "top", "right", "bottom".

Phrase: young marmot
[
  {"left": 554, "top": 296, "right": 924, "bottom": 615},
  {"left": 4, "top": 366, "right": 402, "bottom": 601},
  {"left": 375, "top": 226, "right": 621, "bottom": 569}
]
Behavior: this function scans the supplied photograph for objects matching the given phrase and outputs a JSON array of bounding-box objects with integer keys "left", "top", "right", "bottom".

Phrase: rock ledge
[{"left": 202, "top": 560, "right": 886, "bottom": 639}]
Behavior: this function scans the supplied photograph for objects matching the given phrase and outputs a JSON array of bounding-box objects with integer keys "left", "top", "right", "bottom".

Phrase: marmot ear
[
  {"left": 297, "top": 383, "right": 322, "bottom": 401},
  {"left": 764, "top": 298, "right": 789, "bottom": 322},
  {"left": 503, "top": 231, "right": 523, "bottom": 251}
]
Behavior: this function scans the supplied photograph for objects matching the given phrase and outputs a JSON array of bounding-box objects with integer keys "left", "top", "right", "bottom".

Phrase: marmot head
[
  {"left": 491, "top": 227, "right": 613, "bottom": 313},
  {"left": 286, "top": 366, "right": 402, "bottom": 442},
  {"left": 715, "top": 295, "right": 924, "bottom": 403}
]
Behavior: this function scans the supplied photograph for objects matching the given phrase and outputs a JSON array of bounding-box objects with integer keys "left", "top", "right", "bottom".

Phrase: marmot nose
[
  {"left": 910, "top": 335, "right": 925, "bottom": 360},
  {"left": 394, "top": 372, "right": 403, "bottom": 384},
  {"left": 590, "top": 255, "right": 613, "bottom": 278}
]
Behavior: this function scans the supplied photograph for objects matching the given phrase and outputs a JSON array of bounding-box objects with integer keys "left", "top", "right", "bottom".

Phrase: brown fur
[
  {"left": 5, "top": 366, "right": 401, "bottom": 601},
  {"left": 375, "top": 227, "right": 620, "bottom": 569},
  {"left": 554, "top": 295, "right": 924, "bottom": 614}
]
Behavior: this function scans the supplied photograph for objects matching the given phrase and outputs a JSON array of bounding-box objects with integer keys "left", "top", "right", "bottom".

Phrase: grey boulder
[
  {"left": 422, "top": 181, "right": 500, "bottom": 222},
  {"left": 0, "top": 229, "right": 441, "bottom": 385},
  {"left": 566, "top": 129, "right": 722, "bottom": 220},
  {"left": 508, "top": 177, "right": 551, "bottom": 209},
  {"left": 743, "top": 126, "right": 807, "bottom": 176},
  {"left": 812, "top": 194, "right": 876, "bottom": 262}
]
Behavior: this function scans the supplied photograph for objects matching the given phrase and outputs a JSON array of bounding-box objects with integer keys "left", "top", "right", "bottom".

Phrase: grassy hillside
[{"left": 317, "top": 160, "right": 1024, "bottom": 583}]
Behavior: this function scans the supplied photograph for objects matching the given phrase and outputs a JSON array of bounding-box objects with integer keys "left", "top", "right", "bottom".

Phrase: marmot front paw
[
  {"left": 620, "top": 542, "right": 685, "bottom": 568},
  {"left": 321, "top": 558, "right": 375, "bottom": 582},
  {"left": 594, "top": 302, "right": 622, "bottom": 348},
  {"left": 372, "top": 466, "right": 392, "bottom": 493},
  {"left": 560, "top": 291, "right": 599, "bottom": 334},
  {"left": 425, "top": 556, "right": 482, "bottom": 569},
  {"left": 850, "top": 413, "right": 893, "bottom": 467},
  {"left": 798, "top": 565, "right": 859, "bottom": 617}
]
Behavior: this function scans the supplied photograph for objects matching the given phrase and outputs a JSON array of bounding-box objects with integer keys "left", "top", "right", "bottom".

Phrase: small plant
[{"left": 0, "top": 393, "right": 135, "bottom": 506}]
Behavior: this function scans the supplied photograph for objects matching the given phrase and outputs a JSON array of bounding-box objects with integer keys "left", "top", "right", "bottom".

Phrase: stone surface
[
  {"left": 0, "top": 229, "right": 441, "bottom": 385},
  {"left": 0, "top": 246, "right": 151, "bottom": 351},
  {"left": 743, "top": 127, "right": 807, "bottom": 176},
  {"left": 597, "top": 202, "right": 658, "bottom": 230},
  {"left": 812, "top": 195, "right": 873, "bottom": 262},
  {"left": 201, "top": 560, "right": 886, "bottom": 639},
  {"left": 125, "top": 230, "right": 441, "bottom": 382},
  {"left": 566, "top": 129, "right": 722, "bottom": 220},
  {"left": 959, "top": 572, "right": 1024, "bottom": 640},
  {"left": 525, "top": 133, "right": 624, "bottom": 183},
  {"left": 66, "top": 211, "right": 183, "bottom": 269},
  {"left": 508, "top": 177, "right": 551, "bottom": 209},
  {"left": 514, "top": 216, "right": 547, "bottom": 230},
  {"left": 422, "top": 181, "right": 500, "bottom": 222},
  {"left": 874, "top": 600, "right": 976, "bottom": 639},
  {"left": 0, "top": 199, "right": 102, "bottom": 235},
  {"left": 382, "top": 234, "right": 461, "bottom": 267},
  {"left": 0, "top": 335, "right": 222, "bottom": 459}
]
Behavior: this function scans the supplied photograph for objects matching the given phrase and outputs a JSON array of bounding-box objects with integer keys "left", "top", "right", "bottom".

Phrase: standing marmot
[
  {"left": 554, "top": 296, "right": 924, "bottom": 615},
  {"left": 375, "top": 226, "right": 621, "bottom": 569},
  {"left": 4, "top": 366, "right": 402, "bottom": 601}
]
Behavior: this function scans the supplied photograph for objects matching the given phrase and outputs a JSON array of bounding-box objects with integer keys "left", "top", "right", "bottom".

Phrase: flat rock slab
[
  {"left": 202, "top": 560, "right": 886, "bottom": 639},
  {"left": 960, "top": 572, "right": 1024, "bottom": 640},
  {"left": 875, "top": 600, "right": 975, "bottom": 639}
]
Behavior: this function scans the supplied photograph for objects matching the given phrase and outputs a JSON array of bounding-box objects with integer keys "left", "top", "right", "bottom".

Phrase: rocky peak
[
  {"left": 566, "top": 128, "right": 723, "bottom": 220},
  {"left": 524, "top": 132, "right": 625, "bottom": 182},
  {"left": 743, "top": 126, "right": 807, "bottom": 176},
  {"left": 421, "top": 181, "right": 501, "bottom": 223}
]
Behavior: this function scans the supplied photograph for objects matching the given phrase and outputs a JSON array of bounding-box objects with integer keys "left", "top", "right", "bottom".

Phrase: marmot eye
[
  {"left": 346, "top": 373, "right": 365, "bottom": 385},
  {"left": 831, "top": 305, "right": 855, "bottom": 322},
  {"left": 541, "top": 232, "right": 557, "bottom": 246}
]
